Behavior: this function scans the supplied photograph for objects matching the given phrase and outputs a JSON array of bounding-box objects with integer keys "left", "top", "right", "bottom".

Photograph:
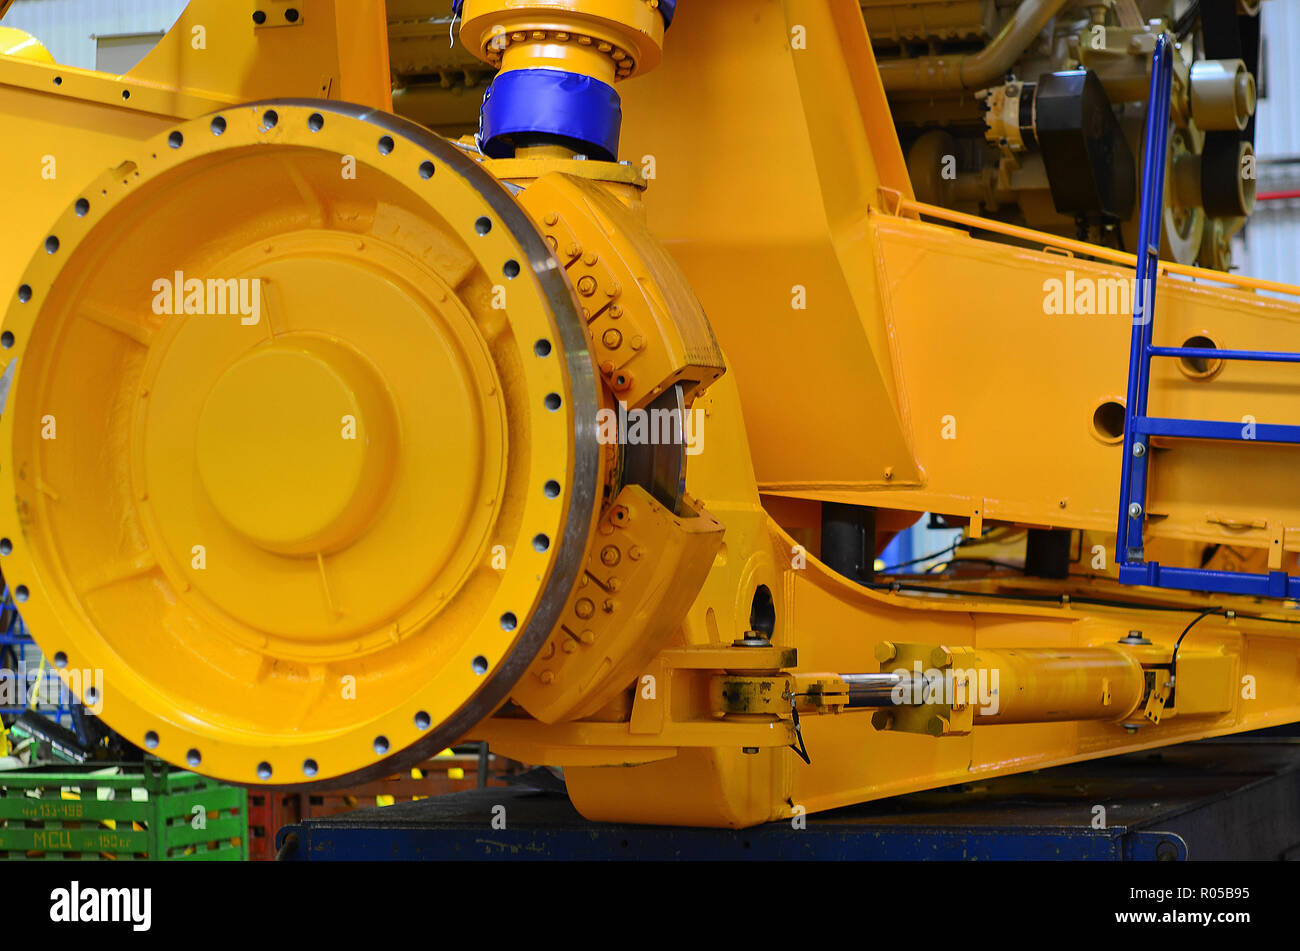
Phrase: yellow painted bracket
[
  {"left": 657, "top": 645, "right": 796, "bottom": 670},
  {"left": 512, "top": 484, "right": 725, "bottom": 723},
  {"left": 1144, "top": 676, "right": 1174, "bottom": 725},
  {"left": 478, "top": 641, "right": 799, "bottom": 766},
  {"left": 1143, "top": 650, "right": 1238, "bottom": 723},
  {"left": 631, "top": 645, "right": 798, "bottom": 736},
  {"left": 518, "top": 173, "right": 725, "bottom": 410}
]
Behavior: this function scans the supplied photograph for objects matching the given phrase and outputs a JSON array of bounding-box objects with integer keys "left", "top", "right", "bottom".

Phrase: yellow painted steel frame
[
  {"left": 3, "top": 0, "right": 1300, "bottom": 829},
  {"left": 552, "top": 0, "right": 1300, "bottom": 826},
  {"left": 0, "top": 0, "right": 391, "bottom": 309}
]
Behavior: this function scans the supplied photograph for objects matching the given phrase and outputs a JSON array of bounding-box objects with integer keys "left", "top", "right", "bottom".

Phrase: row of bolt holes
[
  {"left": 1, "top": 504, "right": 557, "bottom": 780},
  {"left": 50, "top": 11, "right": 299, "bottom": 97},
  {"left": 50, "top": 75, "right": 133, "bottom": 102},
  {"left": 2, "top": 495, "right": 561, "bottom": 777},
  {"left": 8, "top": 108, "right": 573, "bottom": 779},
  {"left": 252, "top": 9, "right": 299, "bottom": 25},
  {"left": 17, "top": 112, "right": 533, "bottom": 334}
]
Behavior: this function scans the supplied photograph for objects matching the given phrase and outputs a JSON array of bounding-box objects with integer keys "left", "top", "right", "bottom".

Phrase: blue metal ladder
[{"left": 1117, "top": 34, "right": 1300, "bottom": 599}]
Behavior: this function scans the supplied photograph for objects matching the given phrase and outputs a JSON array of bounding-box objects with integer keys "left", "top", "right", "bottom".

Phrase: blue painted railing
[{"left": 1116, "top": 34, "right": 1300, "bottom": 599}]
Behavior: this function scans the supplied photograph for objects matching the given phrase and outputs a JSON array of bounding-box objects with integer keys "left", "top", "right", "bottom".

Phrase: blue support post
[{"left": 1116, "top": 34, "right": 1173, "bottom": 568}]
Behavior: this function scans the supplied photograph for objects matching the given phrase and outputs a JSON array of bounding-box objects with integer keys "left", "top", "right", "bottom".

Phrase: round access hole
[
  {"left": 749, "top": 584, "right": 776, "bottom": 638},
  {"left": 1177, "top": 334, "right": 1223, "bottom": 380},
  {"left": 1091, "top": 400, "right": 1127, "bottom": 444}
]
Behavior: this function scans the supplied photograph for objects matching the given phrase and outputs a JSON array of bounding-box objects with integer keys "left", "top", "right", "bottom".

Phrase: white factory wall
[
  {"left": 1229, "top": 0, "right": 1300, "bottom": 287},
  {"left": 2, "top": 0, "right": 186, "bottom": 70},
  {"left": 1251, "top": 0, "right": 1300, "bottom": 158}
]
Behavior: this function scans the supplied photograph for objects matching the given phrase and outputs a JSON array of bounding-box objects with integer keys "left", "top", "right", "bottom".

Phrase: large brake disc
[{"left": 0, "top": 100, "right": 602, "bottom": 787}]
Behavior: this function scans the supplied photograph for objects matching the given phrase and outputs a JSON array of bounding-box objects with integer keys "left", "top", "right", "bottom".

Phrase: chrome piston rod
[{"left": 843, "top": 672, "right": 915, "bottom": 708}]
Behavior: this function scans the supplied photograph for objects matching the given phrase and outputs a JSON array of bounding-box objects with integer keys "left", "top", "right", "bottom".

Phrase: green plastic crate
[{"left": 0, "top": 760, "right": 247, "bottom": 860}]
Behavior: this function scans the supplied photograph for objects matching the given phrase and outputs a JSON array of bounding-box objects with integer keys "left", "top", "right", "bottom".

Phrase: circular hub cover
[{"left": 0, "top": 101, "right": 600, "bottom": 786}]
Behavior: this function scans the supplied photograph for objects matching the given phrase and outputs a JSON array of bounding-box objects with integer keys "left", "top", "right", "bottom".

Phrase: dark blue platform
[{"left": 276, "top": 738, "right": 1300, "bottom": 861}]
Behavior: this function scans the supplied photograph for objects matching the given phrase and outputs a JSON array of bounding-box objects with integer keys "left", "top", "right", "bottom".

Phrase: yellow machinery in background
[{"left": 0, "top": 0, "right": 1298, "bottom": 828}]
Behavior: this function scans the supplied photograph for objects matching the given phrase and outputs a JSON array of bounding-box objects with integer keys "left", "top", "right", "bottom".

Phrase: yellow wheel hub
[
  {"left": 194, "top": 336, "right": 399, "bottom": 556},
  {"left": 0, "top": 102, "right": 602, "bottom": 786}
]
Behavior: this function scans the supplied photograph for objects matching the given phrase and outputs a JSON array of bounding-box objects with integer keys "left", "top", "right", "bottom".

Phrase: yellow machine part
[
  {"left": 2, "top": 0, "right": 1300, "bottom": 829},
  {"left": 459, "top": 0, "right": 666, "bottom": 82},
  {"left": 0, "top": 26, "right": 53, "bottom": 64},
  {"left": 0, "top": 100, "right": 608, "bottom": 785}
]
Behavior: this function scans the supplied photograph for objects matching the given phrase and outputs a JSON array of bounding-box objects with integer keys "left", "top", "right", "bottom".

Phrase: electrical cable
[
  {"left": 1169, "top": 607, "right": 1223, "bottom": 684},
  {"left": 861, "top": 575, "right": 1300, "bottom": 629},
  {"left": 877, "top": 534, "right": 965, "bottom": 573},
  {"left": 930, "top": 558, "right": 1024, "bottom": 573}
]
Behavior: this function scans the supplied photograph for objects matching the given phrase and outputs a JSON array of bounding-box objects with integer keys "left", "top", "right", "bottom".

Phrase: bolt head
[
  {"left": 1132, "top": 442, "right": 1146, "bottom": 457},
  {"left": 1128, "top": 502, "right": 1143, "bottom": 519}
]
